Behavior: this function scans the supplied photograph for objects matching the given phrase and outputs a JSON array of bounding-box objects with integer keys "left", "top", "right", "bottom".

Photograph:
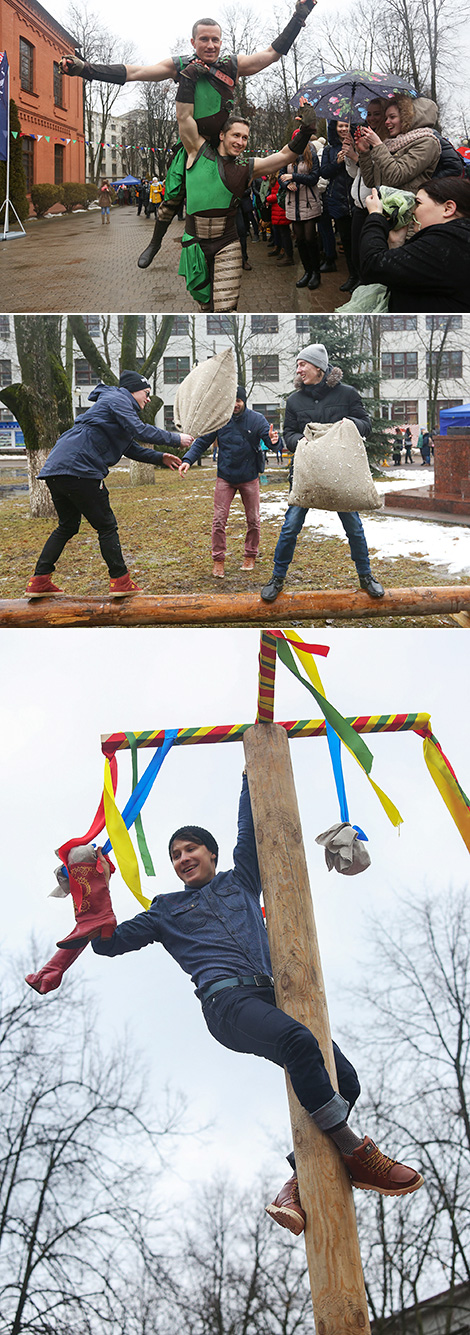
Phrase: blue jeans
[
  {"left": 202, "top": 984, "right": 360, "bottom": 1126},
  {"left": 273, "top": 505, "right": 371, "bottom": 579}
]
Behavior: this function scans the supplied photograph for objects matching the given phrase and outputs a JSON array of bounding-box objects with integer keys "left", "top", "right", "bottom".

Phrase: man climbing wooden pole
[{"left": 244, "top": 714, "right": 371, "bottom": 1334}]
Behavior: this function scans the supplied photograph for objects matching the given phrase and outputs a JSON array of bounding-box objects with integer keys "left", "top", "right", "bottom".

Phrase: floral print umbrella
[{"left": 291, "top": 70, "right": 417, "bottom": 121}]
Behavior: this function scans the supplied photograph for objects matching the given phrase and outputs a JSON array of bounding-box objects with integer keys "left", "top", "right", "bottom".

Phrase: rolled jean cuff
[{"left": 311, "top": 1092, "right": 350, "bottom": 1130}]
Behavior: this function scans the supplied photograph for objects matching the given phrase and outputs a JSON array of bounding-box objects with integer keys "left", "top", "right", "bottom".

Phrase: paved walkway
[{"left": 0, "top": 205, "right": 350, "bottom": 314}]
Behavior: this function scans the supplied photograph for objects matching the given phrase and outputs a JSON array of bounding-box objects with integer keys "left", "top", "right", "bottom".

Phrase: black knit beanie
[
  {"left": 169, "top": 826, "right": 219, "bottom": 866},
  {"left": 119, "top": 370, "right": 151, "bottom": 392},
  {"left": 236, "top": 385, "right": 247, "bottom": 404}
]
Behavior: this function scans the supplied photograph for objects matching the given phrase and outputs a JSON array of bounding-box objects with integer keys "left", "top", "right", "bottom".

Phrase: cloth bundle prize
[{"left": 288, "top": 419, "right": 382, "bottom": 512}]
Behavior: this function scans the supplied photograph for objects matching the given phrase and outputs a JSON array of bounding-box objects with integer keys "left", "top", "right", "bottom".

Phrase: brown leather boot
[
  {"left": 56, "top": 849, "right": 117, "bottom": 949},
  {"left": 26, "top": 944, "right": 87, "bottom": 993},
  {"left": 342, "top": 1137, "right": 424, "bottom": 1196},
  {"left": 265, "top": 1174, "right": 306, "bottom": 1235}
]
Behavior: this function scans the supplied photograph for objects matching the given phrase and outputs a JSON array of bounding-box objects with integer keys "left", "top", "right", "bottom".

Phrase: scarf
[{"left": 382, "top": 127, "right": 436, "bottom": 154}]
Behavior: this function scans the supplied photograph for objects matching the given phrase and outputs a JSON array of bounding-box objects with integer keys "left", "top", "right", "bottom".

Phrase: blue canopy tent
[{"left": 439, "top": 404, "right": 470, "bottom": 434}]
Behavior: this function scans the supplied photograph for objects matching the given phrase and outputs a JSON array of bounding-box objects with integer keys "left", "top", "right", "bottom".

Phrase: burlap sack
[
  {"left": 288, "top": 419, "right": 381, "bottom": 512},
  {"left": 173, "top": 348, "right": 237, "bottom": 438}
]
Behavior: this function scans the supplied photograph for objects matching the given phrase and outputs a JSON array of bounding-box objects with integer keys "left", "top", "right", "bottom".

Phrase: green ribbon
[
  {"left": 275, "top": 637, "right": 374, "bottom": 775},
  {"left": 124, "top": 732, "right": 156, "bottom": 876}
]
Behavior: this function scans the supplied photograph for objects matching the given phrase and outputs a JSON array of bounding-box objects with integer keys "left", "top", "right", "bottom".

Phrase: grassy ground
[{"left": 1, "top": 461, "right": 468, "bottom": 627}]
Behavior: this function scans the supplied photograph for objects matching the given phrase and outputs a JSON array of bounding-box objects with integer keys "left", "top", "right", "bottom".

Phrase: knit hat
[
  {"left": 236, "top": 385, "right": 247, "bottom": 404},
  {"left": 296, "top": 344, "right": 328, "bottom": 372},
  {"left": 168, "top": 825, "right": 219, "bottom": 866},
  {"left": 119, "top": 370, "right": 151, "bottom": 393}
]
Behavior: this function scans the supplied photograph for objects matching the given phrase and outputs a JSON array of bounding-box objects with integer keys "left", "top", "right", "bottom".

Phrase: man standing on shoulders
[
  {"left": 260, "top": 344, "right": 385, "bottom": 602},
  {"left": 180, "top": 387, "right": 275, "bottom": 576}
]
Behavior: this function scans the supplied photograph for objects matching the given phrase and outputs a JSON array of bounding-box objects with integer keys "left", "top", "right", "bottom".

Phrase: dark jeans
[
  {"left": 202, "top": 984, "right": 360, "bottom": 1124},
  {"left": 35, "top": 476, "right": 127, "bottom": 578},
  {"left": 273, "top": 505, "right": 371, "bottom": 579}
]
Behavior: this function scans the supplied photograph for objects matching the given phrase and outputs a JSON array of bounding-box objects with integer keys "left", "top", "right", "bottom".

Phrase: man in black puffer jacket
[
  {"left": 180, "top": 386, "right": 274, "bottom": 576},
  {"left": 260, "top": 344, "right": 384, "bottom": 601}
]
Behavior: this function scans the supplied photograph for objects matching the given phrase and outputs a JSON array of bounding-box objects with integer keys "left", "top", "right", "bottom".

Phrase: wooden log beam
[
  {"left": 244, "top": 723, "right": 370, "bottom": 1335},
  {"left": 1, "top": 585, "right": 469, "bottom": 627}
]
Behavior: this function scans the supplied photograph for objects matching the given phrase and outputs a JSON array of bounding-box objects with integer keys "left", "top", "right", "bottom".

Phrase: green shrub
[
  {"left": 62, "top": 181, "right": 89, "bottom": 211},
  {"left": 0, "top": 100, "right": 29, "bottom": 222},
  {"left": 84, "top": 183, "right": 99, "bottom": 207},
  {"left": 30, "top": 184, "right": 65, "bottom": 216}
]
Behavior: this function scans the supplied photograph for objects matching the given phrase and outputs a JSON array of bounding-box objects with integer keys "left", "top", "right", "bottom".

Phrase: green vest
[{"left": 186, "top": 144, "right": 233, "bottom": 216}]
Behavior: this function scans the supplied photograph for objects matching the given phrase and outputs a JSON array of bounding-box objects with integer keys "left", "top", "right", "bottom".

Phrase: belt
[{"left": 200, "top": 973, "right": 274, "bottom": 1003}]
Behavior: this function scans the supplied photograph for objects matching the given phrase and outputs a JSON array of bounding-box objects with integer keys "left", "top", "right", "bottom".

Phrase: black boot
[
  {"left": 307, "top": 271, "right": 321, "bottom": 290},
  {"left": 296, "top": 239, "right": 311, "bottom": 288},
  {"left": 359, "top": 573, "right": 385, "bottom": 598},
  {"left": 138, "top": 218, "right": 171, "bottom": 269},
  {"left": 260, "top": 574, "right": 285, "bottom": 602}
]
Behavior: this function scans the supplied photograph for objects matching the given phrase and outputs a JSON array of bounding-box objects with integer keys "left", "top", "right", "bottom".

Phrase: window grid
[
  {"left": 426, "top": 351, "right": 463, "bottom": 378},
  {"left": 251, "top": 315, "right": 279, "bottom": 334},
  {"left": 53, "top": 61, "right": 64, "bottom": 107},
  {"left": 54, "top": 144, "right": 64, "bottom": 186},
  {"left": 164, "top": 356, "right": 190, "bottom": 384},
  {"left": 382, "top": 352, "right": 418, "bottom": 379},
  {"left": 74, "top": 359, "right": 95, "bottom": 386},
  {"left": 19, "top": 38, "right": 34, "bottom": 92},
  {"left": 0, "top": 360, "right": 12, "bottom": 388},
  {"left": 252, "top": 354, "right": 279, "bottom": 382}
]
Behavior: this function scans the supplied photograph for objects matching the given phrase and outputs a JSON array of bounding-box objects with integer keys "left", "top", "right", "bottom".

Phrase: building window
[
  {"left": 425, "top": 315, "right": 462, "bottom": 331},
  {"left": 435, "top": 399, "right": 463, "bottom": 417},
  {"left": 296, "top": 316, "right": 310, "bottom": 335},
  {"left": 251, "top": 315, "right": 279, "bottom": 334},
  {"left": 381, "top": 352, "right": 418, "bottom": 379},
  {"left": 0, "top": 316, "right": 10, "bottom": 338},
  {"left": 19, "top": 38, "right": 34, "bottom": 92},
  {"left": 173, "top": 316, "right": 189, "bottom": 336},
  {"left": 118, "top": 316, "right": 146, "bottom": 336},
  {"left": 111, "top": 136, "right": 116, "bottom": 146},
  {"left": 0, "top": 360, "right": 12, "bottom": 387},
  {"left": 206, "top": 315, "right": 233, "bottom": 334},
  {"left": 81, "top": 315, "right": 101, "bottom": 336},
  {"left": 163, "top": 356, "right": 190, "bottom": 384},
  {"left": 164, "top": 406, "right": 175, "bottom": 430},
  {"left": 54, "top": 144, "right": 64, "bottom": 185},
  {"left": 426, "top": 350, "right": 463, "bottom": 378},
  {"left": 381, "top": 399, "right": 419, "bottom": 424},
  {"left": 74, "top": 359, "right": 95, "bottom": 386},
  {"left": 253, "top": 402, "right": 281, "bottom": 429},
  {"left": 112, "top": 149, "right": 117, "bottom": 160},
  {"left": 22, "top": 137, "right": 34, "bottom": 192},
  {"left": 252, "top": 354, "right": 279, "bottom": 382},
  {"left": 53, "top": 61, "right": 64, "bottom": 107},
  {"left": 381, "top": 315, "right": 417, "bottom": 331}
]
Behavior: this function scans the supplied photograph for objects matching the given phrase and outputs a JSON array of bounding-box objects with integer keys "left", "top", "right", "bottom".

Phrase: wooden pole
[
  {"left": 1, "top": 585, "right": 469, "bottom": 627},
  {"left": 243, "top": 722, "right": 370, "bottom": 1335}
]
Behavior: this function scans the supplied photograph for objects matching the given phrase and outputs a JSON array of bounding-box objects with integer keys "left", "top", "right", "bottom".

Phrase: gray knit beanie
[{"left": 296, "top": 344, "right": 328, "bottom": 371}]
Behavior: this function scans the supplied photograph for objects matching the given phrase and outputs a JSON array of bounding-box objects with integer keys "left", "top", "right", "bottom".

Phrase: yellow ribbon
[
  {"left": 103, "top": 758, "right": 151, "bottom": 909},
  {"left": 423, "top": 736, "right": 470, "bottom": 855}
]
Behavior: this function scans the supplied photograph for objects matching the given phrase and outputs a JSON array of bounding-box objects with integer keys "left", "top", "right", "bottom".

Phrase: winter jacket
[
  {"left": 320, "top": 123, "right": 354, "bottom": 219},
  {"left": 266, "top": 180, "right": 289, "bottom": 226},
  {"left": 281, "top": 149, "right": 322, "bottom": 222},
  {"left": 92, "top": 775, "right": 271, "bottom": 996},
  {"left": 183, "top": 406, "right": 270, "bottom": 485},
  {"left": 360, "top": 97, "right": 441, "bottom": 194},
  {"left": 39, "top": 384, "right": 182, "bottom": 481},
  {"left": 283, "top": 367, "right": 372, "bottom": 457},
  {"left": 359, "top": 213, "right": 470, "bottom": 312}
]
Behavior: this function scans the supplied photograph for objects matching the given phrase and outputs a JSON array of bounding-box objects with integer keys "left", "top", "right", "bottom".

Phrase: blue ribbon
[
  {"left": 102, "top": 729, "right": 178, "bottom": 854},
  {"left": 325, "top": 722, "right": 368, "bottom": 841}
]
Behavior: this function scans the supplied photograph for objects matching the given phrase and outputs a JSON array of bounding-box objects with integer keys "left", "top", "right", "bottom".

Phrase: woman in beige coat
[{"left": 356, "top": 95, "right": 441, "bottom": 194}]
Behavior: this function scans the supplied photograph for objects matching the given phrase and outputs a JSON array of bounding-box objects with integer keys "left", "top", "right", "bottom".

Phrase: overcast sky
[{"left": 1, "top": 627, "right": 469, "bottom": 1197}]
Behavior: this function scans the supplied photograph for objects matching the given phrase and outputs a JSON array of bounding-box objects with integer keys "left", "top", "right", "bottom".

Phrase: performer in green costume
[
  {"left": 61, "top": 4, "right": 316, "bottom": 268},
  {"left": 176, "top": 107, "right": 317, "bottom": 310}
]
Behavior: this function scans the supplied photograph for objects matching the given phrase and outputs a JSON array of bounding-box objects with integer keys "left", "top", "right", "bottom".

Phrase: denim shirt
[{"left": 92, "top": 776, "right": 272, "bottom": 994}]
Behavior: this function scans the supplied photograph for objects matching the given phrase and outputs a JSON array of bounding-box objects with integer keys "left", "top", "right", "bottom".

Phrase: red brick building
[{"left": 0, "top": 0, "right": 84, "bottom": 193}]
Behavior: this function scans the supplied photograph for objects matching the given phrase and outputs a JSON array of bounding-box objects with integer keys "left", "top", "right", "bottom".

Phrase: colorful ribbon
[{"left": 102, "top": 730, "right": 178, "bottom": 906}]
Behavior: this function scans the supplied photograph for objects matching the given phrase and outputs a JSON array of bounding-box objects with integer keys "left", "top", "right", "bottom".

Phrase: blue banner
[{"left": 0, "top": 52, "right": 8, "bottom": 163}]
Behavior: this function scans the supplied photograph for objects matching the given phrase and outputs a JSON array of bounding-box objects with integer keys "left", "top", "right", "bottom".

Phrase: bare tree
[
  {"left": 66, "top": 3, "right": 135, "bottom": 182},
  {"left": 0, "top": 317, "right": 72, "bottom": 518},
  {"left": 0, "top": 943, "right": 187, "bottom": 1334},
  {"left": 347, "top": 890, "right": 470, "bottom": 1328}
]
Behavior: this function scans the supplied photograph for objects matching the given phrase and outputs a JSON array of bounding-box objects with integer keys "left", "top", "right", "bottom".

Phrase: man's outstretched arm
[
  {"left": 250, "top": 107, "right": 316, "bottom": 181},
  {"left": 237, "top": 0, "right": 317, "bottom": 74},
  {"left": 61, "top": 54, "right": 177, "bottom": 84}
]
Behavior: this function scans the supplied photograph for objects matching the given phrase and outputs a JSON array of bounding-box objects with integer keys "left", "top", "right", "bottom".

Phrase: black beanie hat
[
  {"left": 236, "top": 385, "right": 247, "bottom": 404},
  {"left": 169, "top": 825, "right": 219, "bottom": 866},
  {"left": 119, "top": 370, "right": 151, "bottom": 393}
]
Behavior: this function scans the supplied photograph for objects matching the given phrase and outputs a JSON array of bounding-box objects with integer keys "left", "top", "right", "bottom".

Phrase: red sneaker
[
  {"left": 109, "top": 573, "right": 142, "bottom": 596},
  {"left": 25, "top": 575, "right": 63, "bottom": 598},
  {"left": 265, "top": 1174, "right": 306, "bottom": 1235},
  {"left": 342, "top": 1137, "right": 424, "bottom": 1196}
]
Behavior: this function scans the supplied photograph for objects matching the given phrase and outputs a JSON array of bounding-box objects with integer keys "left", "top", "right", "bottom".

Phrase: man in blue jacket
[
  {"left": 92, "top": 770, "right": 423, "bottom": 1234},
  {"left": 25, "top": 371, "right": 193, "bottom": 598},
  {"left": 180, "top": 385, "right": 274, "bottom": 576},
  {"left": 261, "top": 344, "right": 385, "bottom": 602}
]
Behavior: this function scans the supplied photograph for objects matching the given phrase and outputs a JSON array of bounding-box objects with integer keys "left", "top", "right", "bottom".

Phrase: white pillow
[
  {"left": 173, "top": 348, "right": 237, "bottom": 438},
  {"left": 288, "top": 419, "right": 381, "bottom": 511}
]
